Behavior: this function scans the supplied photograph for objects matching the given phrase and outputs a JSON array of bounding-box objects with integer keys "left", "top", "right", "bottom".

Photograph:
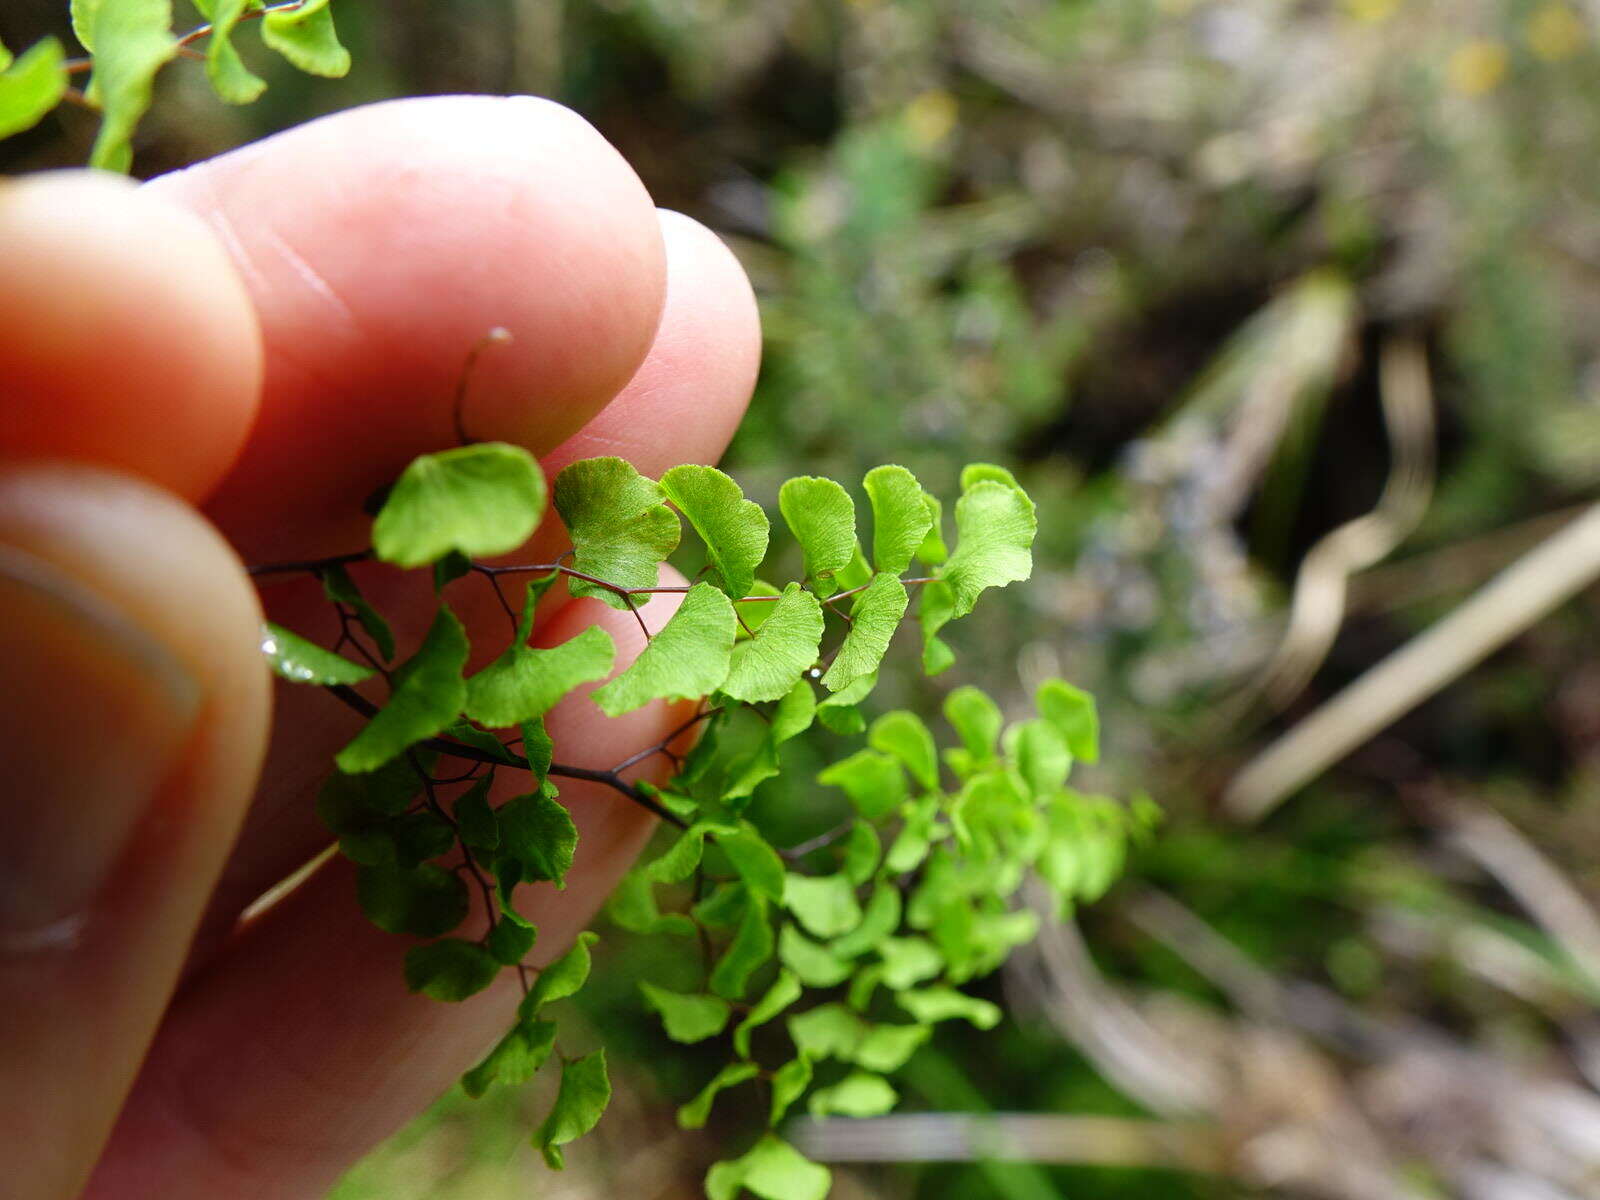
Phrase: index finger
[{"left": 147, "top": 95, "right": 669, "bottom": 564}]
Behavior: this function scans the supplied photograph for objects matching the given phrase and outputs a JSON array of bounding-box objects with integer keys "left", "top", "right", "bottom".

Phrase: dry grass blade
[
  {"left": 1248, "top": 335, "right": 1436, "bottom": 711},
  {"left": 1226, "top": 498, "right": 1600, "bottom": 821}
]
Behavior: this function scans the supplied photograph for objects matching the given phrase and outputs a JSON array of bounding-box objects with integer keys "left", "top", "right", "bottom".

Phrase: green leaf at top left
[
  {"left": 0, "top": 38, "right": 68, "bottom": 140},
  {"left": 83, "top": 0, "right": 178, "bottom": 172},
  {"left": 659, "top": 464, "right": 769, "bottom": 601},
  {"left": 336, "top": 607, "right": 468, "bottom": 773},
  {"left": 261, "top": 622, "right": 374, "bottom": 686},
  {"left": 372, "top": 442, "right": 548, "bottom": 568}
]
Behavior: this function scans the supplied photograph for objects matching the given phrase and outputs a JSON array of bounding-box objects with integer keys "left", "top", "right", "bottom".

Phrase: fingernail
[{"left": 0, "top": 547, "right": 201, "bottom": 949}]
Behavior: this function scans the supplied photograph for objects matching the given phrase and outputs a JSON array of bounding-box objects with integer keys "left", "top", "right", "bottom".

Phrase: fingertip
[
  {"left": 544, "top": 208, "right": 760, "bottom": 479},
  {"left": 0, "top": 173, "right": 263, "bottom": 501},
  {"left": 150, "top": 96, "right": 669, "bottom": 561},
  {"left": 0, "top": 463, "right": 269, "bottom": 1197}
]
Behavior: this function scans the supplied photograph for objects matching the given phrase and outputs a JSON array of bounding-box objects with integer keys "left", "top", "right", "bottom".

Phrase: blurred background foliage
[{"left": 13, "top": 0, "right": 1600, "bottom": 1196}]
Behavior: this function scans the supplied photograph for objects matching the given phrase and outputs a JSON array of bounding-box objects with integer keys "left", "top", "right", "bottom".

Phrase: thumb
[{"left": 0, "top": 464, "right": 271, "bottom": 1200}]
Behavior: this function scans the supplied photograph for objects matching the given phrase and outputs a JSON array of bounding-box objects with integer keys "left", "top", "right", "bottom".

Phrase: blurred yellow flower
[
  {"left": 905, "top": 90, "right": 957, "bottom": 150},
  {"left": 1527, "top": 4, "right": 1586, "bottom": 61},
  {"left": 1448, "top": 39, "right": 1509, "bottom": 94},
  {"left": 1345, "top": 0, "right": 1400, "bottom": 23}
]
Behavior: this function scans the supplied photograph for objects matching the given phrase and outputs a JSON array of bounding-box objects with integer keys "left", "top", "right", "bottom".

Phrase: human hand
[{"left": 0, "top": 95, "right": 758, "bottom": 1200}]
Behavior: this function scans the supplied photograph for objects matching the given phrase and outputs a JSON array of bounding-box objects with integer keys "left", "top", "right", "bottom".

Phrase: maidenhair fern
[
  {"left": 0, "top": 1, "right": 352, "bottom": 171},
  {"left": 253, "top": 434, "right": 1152, "bottom": 1196}
]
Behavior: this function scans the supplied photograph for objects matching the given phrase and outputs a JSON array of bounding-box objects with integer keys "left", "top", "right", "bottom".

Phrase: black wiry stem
[
  {"left": 324, "top": 685, "right": 689, "bottom": 828},
  {"left": 249, "top": 551, "right": 370, "bottom": 578}
]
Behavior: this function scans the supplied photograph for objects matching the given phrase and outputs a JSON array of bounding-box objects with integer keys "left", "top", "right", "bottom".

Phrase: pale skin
[{"left": 0, "top": 95, "right": 760, "bottom": 1199}]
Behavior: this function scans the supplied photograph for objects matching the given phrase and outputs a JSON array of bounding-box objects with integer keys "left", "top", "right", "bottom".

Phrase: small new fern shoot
[{"left": 254, "top": 435, "right": 1150, "bottom": 1197}]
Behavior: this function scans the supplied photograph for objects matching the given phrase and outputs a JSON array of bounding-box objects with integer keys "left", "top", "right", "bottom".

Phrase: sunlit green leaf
[
  {"left": 816, "top": 670, "right": 874, "bottom": 735},
  {"left": 769, "top": 1055, "right": 813, "bottom": 1125},
  {"left": 960, "top": 463, "right": 1020, "bottom": 490},
  {"left": 722, "top": 583, "right": 823, "bottom": 703},
  {"left": 536, "top": 1049, "right": 610, "bottom": 1169},
  {"left": 260, "top": 0, "right": 350, "bottom": 76},
  {"left": 659, "top": 464, "right": 769, "bottom": 600},
  {"left": 0, "top": 37, "right": 67, "bottom": 140},
  {"left": 878, "top": 936, "right": 944, "bottom": 990},
  {"left": 646, "top": 823, "right": 710, "bottom": 884},
  {"left": 710, "top": 890, "right": 774, "bottom": 1000},
  {"left": 70, "top": 0, "right": 100, "bottom": 52},
  {"left": 679, "top": 1063, "right": 760, "bottom": 1130},
  {"left": 836, "top": 822, "right": 880, "bottom": 886},
  {"left": 784, "top": 873, "right": 862, "bottom": 939},
  {"left": 735, "top": 969, "right": 801, "bottom": 1058},
  {"left": 1037, "top": 678, "right": 1100, "bottom": 764},
  {"left": 869, "top": 710, "right": 938, "bottom": 790},
  {"left": 201, "top": 0, "right": 265, "bottom": 102},
  {"left": 932, "top": 478, "right": 1036, "bottom": 619},
  {"left": 807, "top": 1070, "right": 898, "bottom": 1118},
  {"left": 787, "top": 1003, "right": 866, "bottom": 1060},
  {"left": 497, "top": 789, "right": 577, "bottom": 888},
  {"left": 261, "top": 621, "right": 374, "bottom": 686},
  {"left": 520, "top": 931, "right": 597, "bottom": 1016},
  {"left": 778, "top": 476, "right": 856, "bottom": 585},
  {"left": 833, "top": 542, "right": 874, "bottom": 591},
  {"left": 863, "top": 465, "right": 932, "bottom": 575},
  {"left": 461, "top": 1017, "right": 556, "bottom": 1098},
  {"left": 640, "top": 982, "right": 732, "bottom": 1044},
  {"left": 734, "top": 579, "right": 782, "bottom": 637},
  {"left": 944, "top": 685, "right": 1002, "bottom": 764},
  {"left": 84, "top": 0, "right": 177, "bottom": 172},
  {"left": 853, "top": 1022, "right": 931, "bottom": 1072},
  {"left": 553, "top": 457, "right": 680, "bottom": 609},
  {"left": 593, "top": 582, "right": 735, "bottom": 715},
  {"left": 779, "top": 923, "right": 853, "bottom": 987},
  {"left": 706, "top": 1135, "right": 831, "bottom": 1200},
  {"left": 895, "top": 985, "right": 1002, "bottom": 1028},
  {"left": 820, "top": 573, "right": 908, "bottom": 692},
  {"left": 1008, "top": 718, "right": 1071, "bottom": 795},
  {"left": 465, "top": 624, "right": 614, "bottom": 728},
  {"left": 818, "top": 750, "right": 905, "bottom": 821},
  {"left": 372, "top": 442, "right": 547, "bottom": 568},
  {"left": 916, "top": 492, "right": 947, "bottom": 566},
  {"left": 714, "top": 823, "right": 787, "bottom": 902},
  {"left": 830, "top": 883, "right": 902, "bottom": 958}
]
